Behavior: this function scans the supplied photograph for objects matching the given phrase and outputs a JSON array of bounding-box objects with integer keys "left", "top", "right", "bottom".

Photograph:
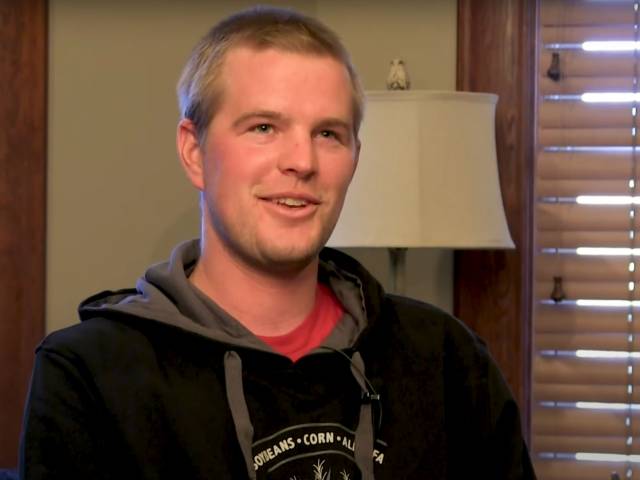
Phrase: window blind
[{"left": 535, "top": 1, "right": 640, "bottom": 479}]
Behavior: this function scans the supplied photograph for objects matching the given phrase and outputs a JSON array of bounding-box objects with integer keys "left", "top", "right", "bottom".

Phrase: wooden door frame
[{"left": 0, "top": 0, "right": 47, "bottom": 467}]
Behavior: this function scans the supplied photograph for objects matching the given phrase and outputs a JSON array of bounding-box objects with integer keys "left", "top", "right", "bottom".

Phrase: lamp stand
[{"left": 388, "top": 247, "right": 407, "bottom": 295}]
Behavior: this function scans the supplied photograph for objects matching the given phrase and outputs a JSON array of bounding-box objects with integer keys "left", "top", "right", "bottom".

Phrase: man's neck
[{"left": 189, "top": 243, "right": 320, "bottom": 337}]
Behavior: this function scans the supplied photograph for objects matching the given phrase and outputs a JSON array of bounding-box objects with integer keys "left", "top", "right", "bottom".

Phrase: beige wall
[{"left": 47, "top": 0, "right": 457, "bottom": 333}]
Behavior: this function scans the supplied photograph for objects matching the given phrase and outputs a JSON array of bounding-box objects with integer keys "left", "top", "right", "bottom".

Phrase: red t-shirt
[{"left": 258, "top": 283, "right": 344, "bottom": 362}]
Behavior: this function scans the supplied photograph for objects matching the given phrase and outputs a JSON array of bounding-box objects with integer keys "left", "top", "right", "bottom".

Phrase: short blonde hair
[{"left": 177, "top": 5, "right": 364, "bottom": 142}]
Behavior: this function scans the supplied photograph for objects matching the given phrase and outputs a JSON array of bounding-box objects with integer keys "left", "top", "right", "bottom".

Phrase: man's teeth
[{"left": 273, "top": 198, "right": 308, "bottom": 207}]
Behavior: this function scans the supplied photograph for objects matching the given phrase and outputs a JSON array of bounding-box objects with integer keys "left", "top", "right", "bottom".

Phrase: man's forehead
[
  {"left": 211, "top": 44, "right": 357, "bottom": 131},
  {"left": 217, "top": 46, "right": 352, "bottom": 103}
]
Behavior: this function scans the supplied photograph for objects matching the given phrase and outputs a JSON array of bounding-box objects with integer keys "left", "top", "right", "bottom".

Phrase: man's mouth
[
  {"left": 271, "top": 197, "right": 309, "bottom": 208},
  {"left": 259, "top": 192, "right": 320, "bottom": 209}
]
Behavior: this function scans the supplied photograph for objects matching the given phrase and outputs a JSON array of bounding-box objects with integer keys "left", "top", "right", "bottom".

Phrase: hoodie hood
[{"left": 79, "top": 239, "right": 381, "bottom": 355}]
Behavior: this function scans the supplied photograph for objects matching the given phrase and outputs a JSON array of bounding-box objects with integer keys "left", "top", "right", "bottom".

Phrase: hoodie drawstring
[
  {"left": 224, "top": 351, "right": 257, "bottom": 480},
  {"left": 350, "top": 351, "right": 376, "bottom": 480}
]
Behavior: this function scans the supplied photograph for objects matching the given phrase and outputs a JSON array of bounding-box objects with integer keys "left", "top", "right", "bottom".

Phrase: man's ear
[{"left": 177, "top": 118, "right": 205, "bottom": 191}]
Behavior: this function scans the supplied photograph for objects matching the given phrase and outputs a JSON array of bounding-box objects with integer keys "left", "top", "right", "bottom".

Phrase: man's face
[{"left": 192, "top": 47, "right": 359, "bottom": 273}]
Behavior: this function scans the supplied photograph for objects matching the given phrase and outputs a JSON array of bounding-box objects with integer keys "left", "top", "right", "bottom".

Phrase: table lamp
[{"left": 328, "top": 90, "right": 515, "bottom": 293}]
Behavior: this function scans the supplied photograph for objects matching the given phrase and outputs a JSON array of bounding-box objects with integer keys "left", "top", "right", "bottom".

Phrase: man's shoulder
[
  {"left": 38, "top": 316, "right": 158, "bottom": 365},
  {"left": 381, "top": 294, "right": 488, "bottom": 358},
  {"left": 45, "top": 314, "right": 129, "bottom": 342},
  {"left": 379, "top": 294, "right": 514, "bottom": 423},
  {"left": 371, "top": 293, "right": 499, "bottom": 393}
]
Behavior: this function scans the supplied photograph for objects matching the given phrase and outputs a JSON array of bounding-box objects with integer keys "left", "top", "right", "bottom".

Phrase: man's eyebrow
[
  {"left": 316, "top": 118, "right": 352, "bottom": 132},
  {"left": 232, "top": 110, "right": 285, "bottom": 128}
]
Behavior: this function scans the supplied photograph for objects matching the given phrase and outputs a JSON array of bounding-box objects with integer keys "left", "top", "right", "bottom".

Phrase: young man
[{"left": 20, "top": 7, "right": 535, "bottom": 480}]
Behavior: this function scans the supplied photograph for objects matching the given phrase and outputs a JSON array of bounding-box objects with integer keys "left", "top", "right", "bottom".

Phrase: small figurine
[{"left": 386, "top": 58, "right": 410, "bottom": 90}]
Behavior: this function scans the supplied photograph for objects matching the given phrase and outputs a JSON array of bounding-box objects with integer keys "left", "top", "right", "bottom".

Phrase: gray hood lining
[{"left": 80, "top": 239, "right": 368, "bottom": 355}]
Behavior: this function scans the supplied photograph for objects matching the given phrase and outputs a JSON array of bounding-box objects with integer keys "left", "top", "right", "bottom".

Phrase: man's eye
[
  {"left": 319, "top": 130, "right": 338, "bottom": 139},
  {"left": 252, "top": 124, "right": 273, "bottom": 134}
]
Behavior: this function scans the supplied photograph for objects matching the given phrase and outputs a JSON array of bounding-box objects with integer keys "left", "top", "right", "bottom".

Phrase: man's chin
[
  {"left": 258, "top": 248, "right": 320, "bottom": 275},
  {"left": 246, "top": 241, "right": 325, "bottom": 276}
]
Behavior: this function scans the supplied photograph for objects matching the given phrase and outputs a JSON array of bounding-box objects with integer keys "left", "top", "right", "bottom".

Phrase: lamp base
[{"left": 388, "top": 247, "right": 407, "bottom": 295}]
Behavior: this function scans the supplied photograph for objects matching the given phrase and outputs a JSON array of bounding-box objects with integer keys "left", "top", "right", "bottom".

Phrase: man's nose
[{"left": 277, "top": 132, "right": 317, "bottom": 178}]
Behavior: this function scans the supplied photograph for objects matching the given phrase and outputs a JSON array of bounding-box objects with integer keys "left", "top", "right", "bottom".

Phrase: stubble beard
[{"left": 208, "top": 206, "right": 336, "bottom": 278}]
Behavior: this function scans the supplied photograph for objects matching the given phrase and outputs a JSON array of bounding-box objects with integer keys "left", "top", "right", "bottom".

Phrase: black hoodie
[{"left": 19, "top": 240, "right": 536, "bottom": 479}]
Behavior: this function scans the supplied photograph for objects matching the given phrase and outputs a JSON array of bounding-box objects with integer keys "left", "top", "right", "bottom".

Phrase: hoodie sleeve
[
  {"left": 484, "top": 356, "right": 537, "bottom": 480},
  {"left": 19, "top": 344, "right": 115, "bottom": 480}
]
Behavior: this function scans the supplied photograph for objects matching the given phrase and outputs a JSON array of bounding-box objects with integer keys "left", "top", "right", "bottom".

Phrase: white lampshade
[{"left": 328, "top": 90, "right": 514, "bottom": 249}]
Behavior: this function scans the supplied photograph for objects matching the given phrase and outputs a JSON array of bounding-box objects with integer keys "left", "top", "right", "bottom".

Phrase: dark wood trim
[
  {"left": 0, "top": 0, "right": 47, "bottom": 467},
  {"left": 455, "top": 0, "right": 536, "bottom": 441}
]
